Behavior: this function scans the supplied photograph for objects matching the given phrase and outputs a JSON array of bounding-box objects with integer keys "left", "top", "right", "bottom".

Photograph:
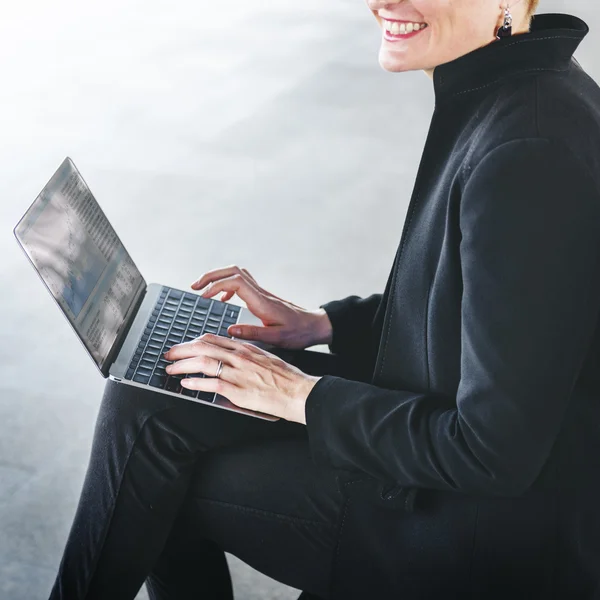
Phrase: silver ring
[{"left": 215, "top": 360, "right": 223, "bottom": 378}]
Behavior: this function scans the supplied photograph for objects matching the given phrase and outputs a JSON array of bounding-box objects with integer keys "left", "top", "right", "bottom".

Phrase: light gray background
[{"left": 0, "top": 1, "right": 597, "bottom": 598}]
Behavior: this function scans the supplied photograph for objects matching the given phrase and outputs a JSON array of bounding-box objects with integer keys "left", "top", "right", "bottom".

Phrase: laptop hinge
[{"left": 100, "top": 282, "right": 147, "bottom": 377}]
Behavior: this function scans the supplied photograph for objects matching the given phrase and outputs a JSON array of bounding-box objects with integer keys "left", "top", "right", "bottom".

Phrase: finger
[
  {"left": 227, "top": 323, "right": 285, "bottom": 345},
  {"left": 180, "top": 373, "right": 237, "bottom": 398},
  {"left": 240, "top": 268, "right": 288, "bottom": 303},
  {"left": 229, "top": 341, "right": 285, "bottom": 368},
  {"left": 192, "top": 266, "right": 279, "bottom": 310},
  {"left": 165, "top": 354, "right": 223, "bottom": 378},
  {"left": 192, "top": 266, "right": 296, "bottom": 311},
  {"left": 240, "top": 268, "right": 304, "bottom": 309},
  {"left": 200, "top": 274, "right": 274, "bottom": 315},
  {"left": 164, "top": 334, "right": 238, "bottom": 362},
  {"left": 191, "top": 265, "right": 249, "bottom": 291}
]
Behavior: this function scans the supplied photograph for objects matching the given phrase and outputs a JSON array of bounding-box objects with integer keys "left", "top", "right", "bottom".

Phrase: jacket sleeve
[
  {"left": 319, "top": 294, "right": 383, "bottom": 357},
  {"left": 305, "top": 138, "right": 600, "bottom": 496}
]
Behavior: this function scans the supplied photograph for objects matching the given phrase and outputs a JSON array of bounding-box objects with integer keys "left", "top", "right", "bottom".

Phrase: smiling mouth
[{"left": 381, "top": 19, "right": 428, "bottom": 39}]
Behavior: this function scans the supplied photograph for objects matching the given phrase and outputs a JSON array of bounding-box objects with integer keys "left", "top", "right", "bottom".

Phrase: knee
[
  {"left": 94, "top": 380, "right": 180, "bottom": 444},
  {"left": 89, "top": 383, "right": 200, "bottom": 489}
]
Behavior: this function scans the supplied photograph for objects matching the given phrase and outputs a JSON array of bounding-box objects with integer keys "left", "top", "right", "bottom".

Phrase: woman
[{"left": 50, "top": 1, "right": 600, "bottom": 599}]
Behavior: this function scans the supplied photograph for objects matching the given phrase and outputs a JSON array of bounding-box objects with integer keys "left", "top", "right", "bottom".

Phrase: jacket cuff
[
  {"left": 304, "top": 374, "right": 338, "bottom": 467},
  {"left": 319, "top": 300, "right": 352, "bottom": 355}
]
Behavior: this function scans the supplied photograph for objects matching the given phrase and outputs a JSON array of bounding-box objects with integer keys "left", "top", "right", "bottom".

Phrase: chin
[{"left": 378, "top": 51, "right": 419, "bottom": 73}]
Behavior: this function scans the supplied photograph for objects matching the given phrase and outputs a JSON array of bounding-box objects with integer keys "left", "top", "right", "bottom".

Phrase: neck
[{"left": 423, "top": 20, "right": 532, "bottom": 81}]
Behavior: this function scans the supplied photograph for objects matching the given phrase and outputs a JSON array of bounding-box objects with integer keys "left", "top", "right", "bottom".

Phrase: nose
[
  {"left": 367, "top": 0, "right": 404, "bottom": 10},
  {"left": 367, "top": 0, "right": 403, "bottom": 20}
]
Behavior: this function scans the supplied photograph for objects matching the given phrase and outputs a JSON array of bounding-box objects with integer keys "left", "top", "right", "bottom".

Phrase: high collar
[{"left": 432, "top": 13, "right": 589, "bottom": 106}]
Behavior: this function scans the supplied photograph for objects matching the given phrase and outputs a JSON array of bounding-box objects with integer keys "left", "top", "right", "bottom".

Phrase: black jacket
[{"left": 305, "top": 14, "right": 600, "bottom": 595}]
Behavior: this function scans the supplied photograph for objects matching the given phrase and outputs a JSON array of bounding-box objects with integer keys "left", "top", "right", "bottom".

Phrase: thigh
[
  {"left": 165, "top": 435, "right": 363, "bottom": 599},
  {"left": 100, "top": 348, "right": 345, "bottom": 454},
  {"left": 64, "top": 349, "right": 349, "bottom": 599}
]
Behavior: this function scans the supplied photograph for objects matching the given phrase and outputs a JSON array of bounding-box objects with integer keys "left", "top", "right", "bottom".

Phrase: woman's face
[{"left": 367, "top": 0, "right": 527, "bottom": 73}]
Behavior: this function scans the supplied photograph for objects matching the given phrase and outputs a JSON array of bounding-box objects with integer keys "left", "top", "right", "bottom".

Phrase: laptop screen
[{"left": 14, "top": 158, "right": 145, "bottom": 371}]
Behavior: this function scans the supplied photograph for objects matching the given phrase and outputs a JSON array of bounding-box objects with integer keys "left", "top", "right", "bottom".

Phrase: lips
[{"left": 383, "top": 23, "right": 428, "bottom": 42}]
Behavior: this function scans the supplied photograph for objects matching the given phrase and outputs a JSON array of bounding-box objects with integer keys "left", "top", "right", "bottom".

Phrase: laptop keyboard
[{"left": 123, "top": 287, "right": 240, "bottom": 401}]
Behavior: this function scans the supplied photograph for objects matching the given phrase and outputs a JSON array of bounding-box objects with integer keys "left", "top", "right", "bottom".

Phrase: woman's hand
[
  {"left": 191, "top": 265, "right": 332, "bottom": 350},
  {"left": 163, "top": 333, "right": 320, "bottom": 423}
]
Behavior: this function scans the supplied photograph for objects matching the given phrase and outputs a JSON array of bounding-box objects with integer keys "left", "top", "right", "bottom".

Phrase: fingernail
[
  {"left": 166, "top": 365, "right": 172, "bottom": 373},
  {"left": 230, "top": 326, "right": 241, "bottom": 336}
]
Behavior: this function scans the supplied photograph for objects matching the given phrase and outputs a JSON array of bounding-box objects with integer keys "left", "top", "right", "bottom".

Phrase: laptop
[{"left": 14, "top": 157, "right": 279, "bottom": 421}]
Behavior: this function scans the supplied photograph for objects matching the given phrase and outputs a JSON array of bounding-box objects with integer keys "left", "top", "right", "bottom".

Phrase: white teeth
[{"left": 384, "top": 20, "right": 426, "bottom": 35}]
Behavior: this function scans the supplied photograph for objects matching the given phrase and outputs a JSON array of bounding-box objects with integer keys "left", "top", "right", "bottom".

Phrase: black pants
[
  {"left": 49, "top": 347, "right": 595, "bottom": 600},
  {"left": 48, "top": 349, "right": 366, "bottom": 600}
]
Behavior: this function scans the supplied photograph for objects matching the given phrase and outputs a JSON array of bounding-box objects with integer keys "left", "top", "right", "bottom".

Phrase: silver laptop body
[{"left": 14, "top": 157, "right": 278, "bottom": 421}]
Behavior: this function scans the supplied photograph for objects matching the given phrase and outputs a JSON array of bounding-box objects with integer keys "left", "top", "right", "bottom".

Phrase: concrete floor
[{"left": 1, "top": 1, "right": 599, "bottom": 598}]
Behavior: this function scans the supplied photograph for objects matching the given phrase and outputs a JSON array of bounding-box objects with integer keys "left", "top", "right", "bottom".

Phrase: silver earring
[{"left": 496, "top": 5, "right": 513, "bottom": 39}]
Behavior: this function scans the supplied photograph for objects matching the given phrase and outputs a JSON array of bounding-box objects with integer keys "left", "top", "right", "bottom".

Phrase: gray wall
[{"left": 0, "top": 1, "right": 596, "bottom": 598}]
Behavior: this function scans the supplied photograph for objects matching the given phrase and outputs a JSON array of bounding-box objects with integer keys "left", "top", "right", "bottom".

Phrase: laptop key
[
  {"left": 195, "top": 297, "right": 211, "bottom": 309},
  {"left": 181, "top": 387, "right": 198, "bottom": 398},
  {"left": 198, "top": 391, "right": 216, "bottom": 403},
  {"left": 165, "top": 376, "right": 182, "bottom": 393},
  {"left": 149, "top": 374, "right": 167, "bottom": 388},
  {"left": 125, "top": 368, "right": 135, "bottom": 380},
  {"left": 133, "top": 372, "right": 151, "bottom": 384},
  {"left": 210, "top": 302, "right": 225, "bottom": 315},
  {"left": 168, "top": 289, "right": 183, "bottom": 300}
]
